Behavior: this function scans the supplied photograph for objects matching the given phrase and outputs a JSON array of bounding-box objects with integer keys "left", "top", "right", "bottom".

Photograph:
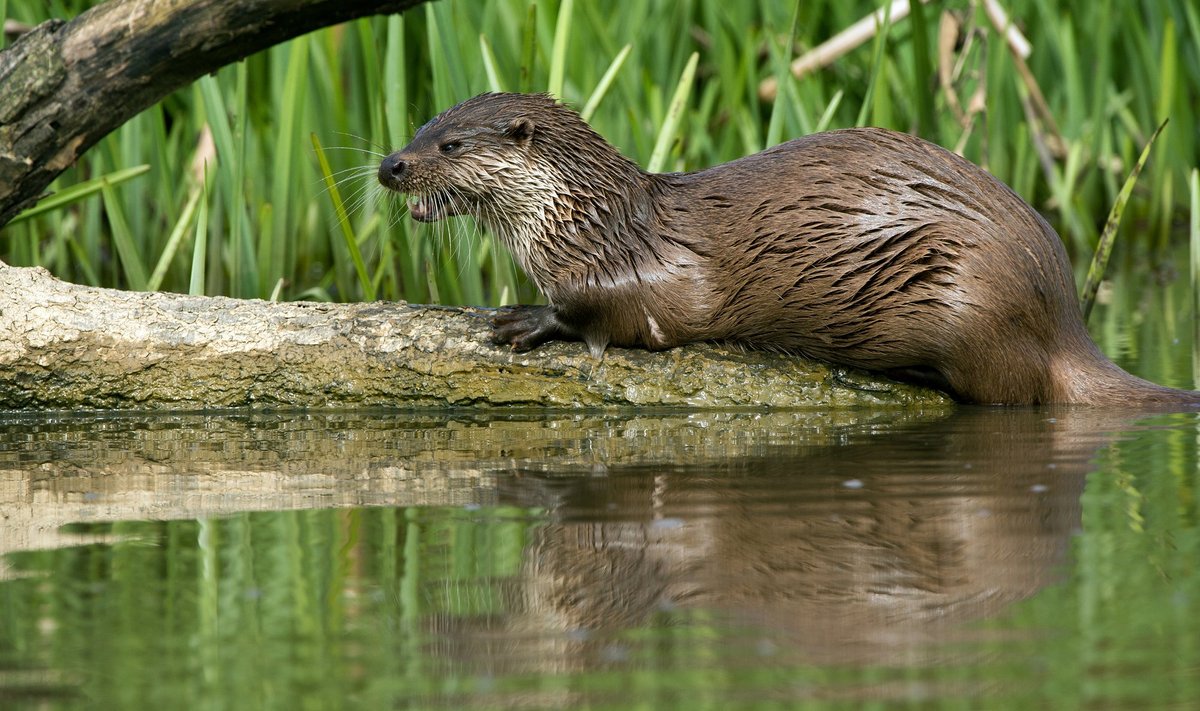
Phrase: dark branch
[{"left": 0, "top": 0, "right": 424, "bottom": 227}]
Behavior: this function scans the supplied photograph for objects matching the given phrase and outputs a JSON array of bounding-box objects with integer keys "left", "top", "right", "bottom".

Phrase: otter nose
[{"left": 378, "top": 154, "right": 408, "bottom": 186}]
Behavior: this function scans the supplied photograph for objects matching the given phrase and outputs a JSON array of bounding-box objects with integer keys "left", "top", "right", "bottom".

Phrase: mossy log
[{"left": 0, "top": 261, "right": 948, "bottom": 410}]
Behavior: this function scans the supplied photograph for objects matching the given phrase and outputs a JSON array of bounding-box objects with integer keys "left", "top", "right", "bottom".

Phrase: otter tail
[{"left": 1059, "top": 346, "right": 1200, "bottom": 407}]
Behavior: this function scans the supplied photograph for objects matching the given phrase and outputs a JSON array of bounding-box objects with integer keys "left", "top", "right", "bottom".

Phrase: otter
[{"left": 378, "top": 92, "right": 1196, "bottom": 406}]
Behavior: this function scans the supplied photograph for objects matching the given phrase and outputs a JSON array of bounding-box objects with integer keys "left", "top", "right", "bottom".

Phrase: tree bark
[
  {"left": 0, "top": 260, "right": 947, "bottom": 410},
  {"left": 0, "top": 0, "right": 422, "bottom": 227}
]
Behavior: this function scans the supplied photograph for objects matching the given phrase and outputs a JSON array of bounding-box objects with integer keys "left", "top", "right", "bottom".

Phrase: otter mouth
[{"left": 407, "top": 192, "right": 466, "bottom": 223}]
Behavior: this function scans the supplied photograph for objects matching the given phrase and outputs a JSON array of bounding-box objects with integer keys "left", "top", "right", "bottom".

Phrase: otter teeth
[
  {"left": 408, "top": 194, "right": 441, "bottom": 222},
  {"left": 408, "top": 195, "right": 427, "bottom": 220}
]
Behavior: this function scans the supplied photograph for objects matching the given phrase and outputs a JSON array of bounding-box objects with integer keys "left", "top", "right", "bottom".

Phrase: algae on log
[{"left": 0, "top": 261, "right": 949, "bottom": 410}]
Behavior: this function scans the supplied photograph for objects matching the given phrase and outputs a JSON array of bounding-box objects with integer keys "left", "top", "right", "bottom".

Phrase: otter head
[
  {"left": 377, "top": 93, "right": 549, "bottom": 224},
  {"left": 378, "top": 93, "right": 648, "bottom": 289}
]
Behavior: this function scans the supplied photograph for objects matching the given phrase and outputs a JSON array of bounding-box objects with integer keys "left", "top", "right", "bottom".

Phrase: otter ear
[{"left": 504, "top": 117, "right": 534, "bottom": 143}]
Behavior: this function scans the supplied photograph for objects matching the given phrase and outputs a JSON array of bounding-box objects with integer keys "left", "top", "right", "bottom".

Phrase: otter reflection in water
[
  {"left": 425, "top": 407, "right": 1120, "bottom": 672},
  {"left": 379, "top": 93, "right": 1197, "bottom": 405}
]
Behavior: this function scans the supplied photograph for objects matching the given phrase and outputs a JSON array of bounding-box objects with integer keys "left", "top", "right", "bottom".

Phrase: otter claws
[{"left": 491, "top": 305, "right": 565, "bottom": 352}]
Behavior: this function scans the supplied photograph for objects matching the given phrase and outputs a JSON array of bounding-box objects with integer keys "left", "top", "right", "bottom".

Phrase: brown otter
[{"left": 378, "top": 92, "right": 1196, "bottom": 406}]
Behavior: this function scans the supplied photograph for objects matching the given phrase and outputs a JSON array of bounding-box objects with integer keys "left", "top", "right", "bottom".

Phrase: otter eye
[{"left": 439, "top": 141, "right": 461, "bottom": 154}]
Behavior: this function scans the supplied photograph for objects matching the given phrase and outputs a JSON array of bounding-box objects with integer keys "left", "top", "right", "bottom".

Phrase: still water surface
[
  {"left": 2, "top": 261, "right": 1200, "bottom": 709},
  {"left": 1, "top": 405, "right": 1198, "bottom": 709}
]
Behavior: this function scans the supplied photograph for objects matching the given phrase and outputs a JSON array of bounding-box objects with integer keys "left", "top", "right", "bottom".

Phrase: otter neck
[{"left": 481, "top": 152, "right": 680, "bottom": 301}]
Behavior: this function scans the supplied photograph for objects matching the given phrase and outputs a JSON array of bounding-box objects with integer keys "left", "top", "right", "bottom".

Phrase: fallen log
[{"left": 0, "top": 261, "right": 948, "bottom": 410}]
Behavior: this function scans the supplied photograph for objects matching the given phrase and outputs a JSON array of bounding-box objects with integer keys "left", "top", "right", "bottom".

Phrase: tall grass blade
[
  {"left": 146, "top": 187, "right": 202, "bottom": 292},
  {"left": 189, "top": 178, "right": 210, "bottom": 297},
  {"left": 519, "top": 3, "right": 537, "bottom": 93},
  {"left": 100, "top": 183, "right": 148, "bottom": 291},
  {"left": 355, "top": 18, "right": 386, "bottom": 145},
  {"left": 196, "top": 74, "right": 245, "bottom": 288},
  {"left": 384, "top": 16, "right": 408, "bottom": 145},
  {"left": 479, "top": 34, "right": 505, "bottom": 93},
  {"left": 230, "top": 61, "right": 253, "bottom": 297},
  {"left": 765, "top": 1, "right": 802, "bottom": 148},
  {"left": 269, "top": 36, "right": 311, "bottom": 297},
  {"left": 1190, "top": 168, "right": 1199, "bottom": 388},
  {"left": 815, "top": 90, "right": 845, "bottom": 133},
  {"left": 198, "top": 70, "right": 257, "bottom": 297},
  {"left": 428, "top": 3, "right": 470, "bottom": 101},
  {"left": 1047, "top": 142, "right": 1091, "bottom": 253},
  {"left": 1152, "top": 19, "right": 1177, "bottom": 237},
  {"left": 6, "top": 165, "right": 151, "bottom": 227},
  {"left": 63, "top": 233, "right": 101, "bottom": 287},
  {"left": 312, "top": 133, "right": 375, "bottom": 301},
  {"left": 1080, "top": 119, "right": 1167, "bottom": 322},
  {"left": 647, "top": 52, "right": 699, "bottom": 173},
  {"left": 908, "top": 0, "right": 936, "bottom": 138},
  {"left": 580, "top": 44, "right": 631, "bottom": 122},
  {"left": 855, "top": 0, "right": 896, "bottom": 128},
  {"left": 547, "top": 0, "right": 574, "bottom": 98},
  {"left": 425, "top": 254, "right": 440, "bottom": 304}
]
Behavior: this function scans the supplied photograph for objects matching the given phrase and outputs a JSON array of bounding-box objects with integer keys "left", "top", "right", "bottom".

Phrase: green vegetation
[
  {"left": 1, "top": 0, "right": 1198, "bottom": 305},
  {"left": 0, "top": 506, "right": 541, "bottom": 707}
]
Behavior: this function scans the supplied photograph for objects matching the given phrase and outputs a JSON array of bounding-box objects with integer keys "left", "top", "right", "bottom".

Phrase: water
[
  {"left": 1, "top": 404, "right": 1198, "bottom": 709},
  {"left": 2, "top": 258, "right": 1200, "bottom": 709}
]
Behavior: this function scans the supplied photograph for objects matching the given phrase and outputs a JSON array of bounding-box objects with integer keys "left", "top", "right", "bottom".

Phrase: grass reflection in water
[{"left": 1, "top": 406, "right": 1198, "bottom": 708}]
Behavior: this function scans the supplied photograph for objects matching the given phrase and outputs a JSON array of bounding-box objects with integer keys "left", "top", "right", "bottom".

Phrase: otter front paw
[{"left": 491, "top": 305, "right": 566, "bottom": 352}]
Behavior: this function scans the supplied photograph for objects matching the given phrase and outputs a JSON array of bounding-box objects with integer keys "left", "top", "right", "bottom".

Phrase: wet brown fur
[{"left": 379, "top": 92, "right": 1198, "bottom": 406}]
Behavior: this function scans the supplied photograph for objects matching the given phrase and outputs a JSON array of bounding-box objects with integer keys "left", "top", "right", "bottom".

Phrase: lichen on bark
[{"left": 0, "top": 261, "right": 949, "bottom": 411}]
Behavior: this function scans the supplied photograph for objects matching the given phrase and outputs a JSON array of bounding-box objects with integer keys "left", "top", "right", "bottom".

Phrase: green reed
[
  {"left": 1191, "top": 169, "right": 1200, "bottom": 388},
  {"left": 1, "top": 0, "right": 1197, "bottom": 307}
]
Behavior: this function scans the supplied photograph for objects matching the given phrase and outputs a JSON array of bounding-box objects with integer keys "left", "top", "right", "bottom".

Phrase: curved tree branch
[{"left": 0, "top": 0, "right": 422, "bottom": 227}]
